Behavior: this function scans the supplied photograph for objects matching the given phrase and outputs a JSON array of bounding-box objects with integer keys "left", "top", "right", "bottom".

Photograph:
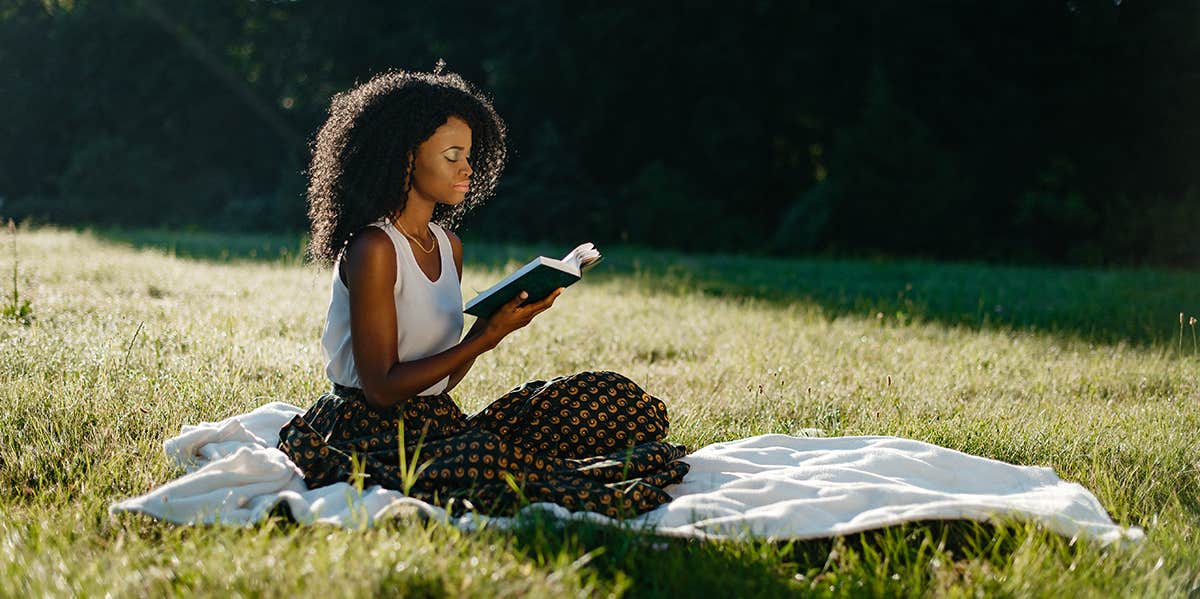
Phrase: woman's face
[{"left": 408, "top": 115, "right": 474, "bottom": 206}]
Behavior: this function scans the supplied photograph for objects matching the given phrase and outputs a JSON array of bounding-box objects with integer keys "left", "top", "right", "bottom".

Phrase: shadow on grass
[
  {"left": 453, "top": 514, "right": 1067, "bottom": 597},
  {"left": 250, "top": 494, "right": 1115, "bottom": 598},
  {"left": 94, "top": 227, "right": 310, "bottom": 265},
  {"left": 90, "top": 228, "right": 1200, "bottom": 349},
  {"left": 464, "top": 242, "right": 1200, "bottom": 350}
]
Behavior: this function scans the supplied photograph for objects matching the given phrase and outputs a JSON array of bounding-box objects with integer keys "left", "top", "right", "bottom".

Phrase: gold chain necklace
[{"left": 391, "top": 215, "right": 436, "bottom": 254}]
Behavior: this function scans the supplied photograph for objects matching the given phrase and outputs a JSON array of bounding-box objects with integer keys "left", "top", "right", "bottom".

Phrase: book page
[{"left": 561, "top": 242, "right": 602, "bottom": 272}]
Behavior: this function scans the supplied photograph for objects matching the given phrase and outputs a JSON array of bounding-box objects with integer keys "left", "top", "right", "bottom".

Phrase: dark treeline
[{"left": 2, "top": 1, "right": 1198, "bottom": 267}]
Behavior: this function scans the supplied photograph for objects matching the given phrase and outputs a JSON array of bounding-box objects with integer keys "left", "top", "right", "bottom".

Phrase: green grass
[{"left": 2, "top": 225, "right": 1198, "bottom": 597}]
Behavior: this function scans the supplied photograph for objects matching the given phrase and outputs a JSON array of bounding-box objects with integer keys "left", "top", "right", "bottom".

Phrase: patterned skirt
[{"left": 276, "top": 371, "right": 690, "bottom": 518}]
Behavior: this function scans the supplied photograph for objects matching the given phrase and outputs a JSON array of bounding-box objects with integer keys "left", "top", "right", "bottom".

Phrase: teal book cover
[
  {"left": 463, "top": 260, "right": 581, "bottom": 318},
  {"left": 464, "top": 243, "right": 602, "bottom": 319}
]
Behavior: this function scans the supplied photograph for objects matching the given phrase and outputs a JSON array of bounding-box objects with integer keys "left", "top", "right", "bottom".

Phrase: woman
[{"left": 277, "top": 65, "right": 689, "bottom": 517}]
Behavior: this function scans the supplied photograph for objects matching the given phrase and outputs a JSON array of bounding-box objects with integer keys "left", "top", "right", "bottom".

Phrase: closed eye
[{"left": 443, "top": 147, "right": 470, "bottom": 162}]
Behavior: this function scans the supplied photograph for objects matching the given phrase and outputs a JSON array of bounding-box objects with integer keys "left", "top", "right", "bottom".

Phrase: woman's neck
[{"left": 393, "top": 200, "right": 436, "bottom": 240}]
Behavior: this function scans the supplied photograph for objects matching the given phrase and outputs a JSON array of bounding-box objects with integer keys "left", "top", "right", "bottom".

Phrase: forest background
[{"left": 1, "top": 0, "right": 1198, "bottom": 268}]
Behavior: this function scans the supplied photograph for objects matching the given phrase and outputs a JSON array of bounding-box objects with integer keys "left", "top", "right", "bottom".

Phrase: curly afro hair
[{"left": 305, "top": 64, "right": 507, "bottom": 264}]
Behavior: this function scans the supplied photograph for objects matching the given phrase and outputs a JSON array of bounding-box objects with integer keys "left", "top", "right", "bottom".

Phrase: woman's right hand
[{"left": 481, "top": 288, "right": 563, "bottom": 347}]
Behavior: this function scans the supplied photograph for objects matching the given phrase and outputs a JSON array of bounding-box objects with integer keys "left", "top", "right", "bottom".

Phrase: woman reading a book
[{"left": 275, "top": 65, "right": 689, "bottom": 517}]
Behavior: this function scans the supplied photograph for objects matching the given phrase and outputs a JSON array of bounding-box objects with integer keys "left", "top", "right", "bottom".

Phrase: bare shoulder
[
  {"left": 443, "top": 227, "right": 463, "bottom": 256},
  {"left": 342, "top": 227, "right": 397, "bottom": 288},
  {"left": 444, "top": 227, "right": 464, "bottom": 278}
]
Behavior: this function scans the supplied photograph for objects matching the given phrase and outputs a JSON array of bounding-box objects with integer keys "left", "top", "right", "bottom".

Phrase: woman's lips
[{"left": 454, "top": 183, "right": 470, "bottom": 192}]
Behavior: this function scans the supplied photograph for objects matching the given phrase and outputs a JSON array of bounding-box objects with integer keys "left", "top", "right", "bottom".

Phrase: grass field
[{"left": 2, "top": 225, "right": 1198, "bottom": 597}]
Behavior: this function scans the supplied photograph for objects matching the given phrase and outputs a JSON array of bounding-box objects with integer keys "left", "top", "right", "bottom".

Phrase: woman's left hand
[{"left": 480, "top": 288, "right": 563, "bottom": 347}]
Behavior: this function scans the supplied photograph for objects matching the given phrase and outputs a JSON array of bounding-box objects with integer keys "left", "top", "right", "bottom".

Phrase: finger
[
  {"left": 529, "top": 299, "right": 559, "bottom": 319},
  {"left": 502, "top": 290, "right": 529, "bottom": 311},
  {"left": 537, "top": 288, "right": 564, "bottom": 311},
  {"left": 529, "top": 288, "right": 564, "bottom": 310}
]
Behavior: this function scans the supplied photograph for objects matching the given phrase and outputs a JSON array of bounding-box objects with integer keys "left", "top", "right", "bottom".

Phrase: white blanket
[{"left": 108, "top": 402, "right": 1143, "bottom": 544}]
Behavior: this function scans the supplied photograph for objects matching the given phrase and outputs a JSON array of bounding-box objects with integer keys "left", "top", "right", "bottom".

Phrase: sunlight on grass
[{"left": 1, "top": 226, "right": 1197, "bottom": 596}]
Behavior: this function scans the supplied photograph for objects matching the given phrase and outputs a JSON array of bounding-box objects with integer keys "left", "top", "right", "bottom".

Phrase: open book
[{"left": 464, "top": 243, "right": 602, "bottom": 318}]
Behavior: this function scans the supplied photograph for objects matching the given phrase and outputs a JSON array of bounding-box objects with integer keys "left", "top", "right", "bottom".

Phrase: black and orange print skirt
[{"left": 276, "top": 371, "right": 690, "bottom": 518}]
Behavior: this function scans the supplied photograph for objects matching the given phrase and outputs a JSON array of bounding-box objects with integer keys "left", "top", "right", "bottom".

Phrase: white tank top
[{"left": 321, "top": 219, "right": 464, "bottom": 395}]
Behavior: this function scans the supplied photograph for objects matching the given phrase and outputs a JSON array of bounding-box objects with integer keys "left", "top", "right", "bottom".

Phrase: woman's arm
[
  {"left": 445, "top": 316, "right": 487, "bottom": 393},
  {"left": 444, "top": 229, "right": 476, "bottom": 393},
  {"left": 344, "top": 228, "right": 560, "bottom": 410}
]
